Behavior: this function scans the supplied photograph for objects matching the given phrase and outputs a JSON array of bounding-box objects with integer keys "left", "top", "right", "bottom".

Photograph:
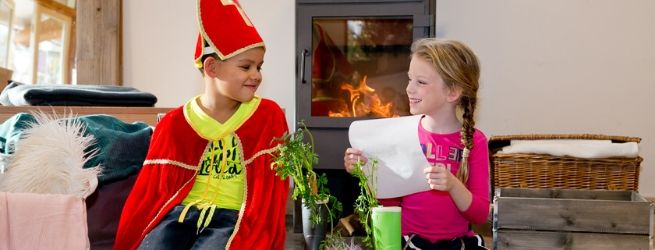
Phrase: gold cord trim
[
  {"left": 243, "top": 145, "right": 280, "bottom": 166},
  {"left": 225, "top": 135, "right": 248, "bottom": 249},
  {"left": 141, "top": 174, "right": 197, "bottom": 240},
  {"left": 140, "top": 144, "right": 210, "bottom": 239},
  {"left": 143, "top": 159, "right": 198, "bottom": 171}
]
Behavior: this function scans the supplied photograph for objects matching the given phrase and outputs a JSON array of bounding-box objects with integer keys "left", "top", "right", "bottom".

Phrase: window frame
[{"left": 32, "top": 2, "right": 73, "bottom": 84}]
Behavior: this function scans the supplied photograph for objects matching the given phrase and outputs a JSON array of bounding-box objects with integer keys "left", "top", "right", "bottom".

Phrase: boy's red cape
[{"left": 114, "top": 99, "right": 289, "bottom": 250}]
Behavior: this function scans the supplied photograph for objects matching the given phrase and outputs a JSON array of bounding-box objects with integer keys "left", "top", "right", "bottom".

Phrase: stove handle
[{"left": 300, "top": 49, "right": 308, "bottom": 84}]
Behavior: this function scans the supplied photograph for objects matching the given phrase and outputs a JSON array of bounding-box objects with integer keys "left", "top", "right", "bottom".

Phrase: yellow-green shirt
[
  {"left": 182, "top": 135, "right": 244, "bottom": 210},
  {"left": 180, "top": 96, "right": 260, "bottom": 212}
]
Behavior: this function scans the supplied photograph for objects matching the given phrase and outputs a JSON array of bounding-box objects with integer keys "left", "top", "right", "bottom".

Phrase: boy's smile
[
  {"left": 210, "top": 47, "right": 265, "bottom": 103},
  {"left": 243, "top": 83, "right": 259, "bottom": 91}
]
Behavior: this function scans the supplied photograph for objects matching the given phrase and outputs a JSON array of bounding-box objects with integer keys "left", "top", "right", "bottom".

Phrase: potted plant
[{"left": 271, "top": 124, "right": 342, "bottom": 250}]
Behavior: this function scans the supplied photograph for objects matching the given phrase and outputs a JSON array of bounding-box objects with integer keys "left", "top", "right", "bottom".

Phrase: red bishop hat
[{"left": 194, "top": 0, "right": 264, "bottom": 68}]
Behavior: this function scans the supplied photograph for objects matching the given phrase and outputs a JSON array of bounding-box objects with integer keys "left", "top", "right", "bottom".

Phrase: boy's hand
[
  {"left": 344, "top": 148, "right": 368, "bottom": 173},
  {"left": 424, "top": 164, "right": 458, "bottom": 191}
]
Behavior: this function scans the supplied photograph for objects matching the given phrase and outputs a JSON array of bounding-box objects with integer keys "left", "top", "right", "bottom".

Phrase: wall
[
  {"left": 123, "top": 0, "right": 202, "bottom": 108},
  {"left": 123, "top": 0, "right": 655, "bottom": 196},
  {"left": 122, "top": 0, "right": 295, "bottom": 128},
  {"left": 436, "top": 0, "right": 655, "bottom": 196}
]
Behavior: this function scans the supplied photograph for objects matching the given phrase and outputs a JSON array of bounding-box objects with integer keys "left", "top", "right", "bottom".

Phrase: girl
[{"left": 344, "top": 38, "right": 489, "bottom": 250}]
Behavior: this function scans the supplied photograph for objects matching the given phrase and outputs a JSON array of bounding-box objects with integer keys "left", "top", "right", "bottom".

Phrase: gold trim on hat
[
  {"left": 220, "top": 0, "right": 253, "bottom": 27},
  {"left": 195, "top": 0, "right": 265, "bottom": 67}
]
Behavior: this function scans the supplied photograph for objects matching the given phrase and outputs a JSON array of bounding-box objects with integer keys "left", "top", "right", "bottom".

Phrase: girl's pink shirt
[{"left": 379, "top": 121, "right": 490, "bottom": 243}]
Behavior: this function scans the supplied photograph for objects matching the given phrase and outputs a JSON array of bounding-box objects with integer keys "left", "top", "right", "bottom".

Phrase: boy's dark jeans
[
  {"left": 402, "top": 234, "right": 487, "bottom": 250},
  {"left": 137, "top": 205, "right": 238, "bottom": 250}
]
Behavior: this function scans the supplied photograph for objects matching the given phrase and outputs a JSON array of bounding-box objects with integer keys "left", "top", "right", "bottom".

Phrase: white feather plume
[{"left": 0, "top": 112, "right": 101, "bottom": 198}]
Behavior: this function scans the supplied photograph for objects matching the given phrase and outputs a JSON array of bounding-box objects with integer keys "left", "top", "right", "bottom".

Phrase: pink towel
[{"left": 0, "top": 192, "right": 89, "bottom": 250}]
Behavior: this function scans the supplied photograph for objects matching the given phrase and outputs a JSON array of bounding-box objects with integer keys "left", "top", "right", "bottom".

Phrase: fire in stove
[{"left": 328, "top": 76, "right": 397, "bottom": 118}]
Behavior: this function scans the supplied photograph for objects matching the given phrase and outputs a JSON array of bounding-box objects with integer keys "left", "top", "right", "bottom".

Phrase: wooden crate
[{"left": 493, "top": 188, "right": 653, "bottom": 250}]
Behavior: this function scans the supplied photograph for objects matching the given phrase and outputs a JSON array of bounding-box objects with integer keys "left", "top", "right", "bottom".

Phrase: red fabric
[
  {"left": 114, "top": 99, "right": 289, "bottom": 250},
  {"left": 195, "top": 0, "right": 264, "bottom": 61},
  {"left": 194, "top": 33, "right": 203, "bottom": 61}
]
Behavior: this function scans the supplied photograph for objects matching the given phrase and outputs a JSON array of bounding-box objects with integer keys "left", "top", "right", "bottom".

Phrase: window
[
  {"left": 1, "top": 0, "right": 75, "bottom": 84},
  {"left": 0, "top": 0, "right": 13, "bottom": 68}
]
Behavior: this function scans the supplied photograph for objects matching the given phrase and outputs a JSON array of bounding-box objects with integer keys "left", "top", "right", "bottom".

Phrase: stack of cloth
[
  {"left": 0, "top": 82, "right": 158, "bottom": 107},
  {"left": 500, "top": 139, "right": 639, "bottom": 158},
  {"left": 0, "top": 112, "right": 154, "bottom": 249},
  {"left": 0, "top": 192, "right": 90, "bottom": 249},
  {"left": 0, "top": 112, "right": 153, "bottom": 183}
]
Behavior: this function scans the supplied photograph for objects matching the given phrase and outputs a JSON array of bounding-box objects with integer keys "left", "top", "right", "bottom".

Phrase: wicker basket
[{"left": 489, "top": 134, "right": 642, "bottom": 191}]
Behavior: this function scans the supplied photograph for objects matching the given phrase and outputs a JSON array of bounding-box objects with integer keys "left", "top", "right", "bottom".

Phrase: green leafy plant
[
  {"left": 270, "top": 123, "right": 342, "bottom": 226},
  {"left": 322, "top": 232, "right": 363, "bottom": 250},
  {"left": 351, "top": 158, "right": 379, "bottom": 248}
]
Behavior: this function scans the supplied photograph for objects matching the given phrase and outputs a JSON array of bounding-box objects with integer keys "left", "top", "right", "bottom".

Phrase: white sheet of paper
[{"left": 348, "top": 115, "right": 430, "bottom": 199}]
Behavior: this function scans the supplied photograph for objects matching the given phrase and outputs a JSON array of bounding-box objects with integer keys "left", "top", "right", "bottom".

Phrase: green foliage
[
  {"left": 270, "top": 123, "right": 342, "bottom": 226},
  {"left": 351, "top": 159, "right": 379, "bottom": 248},
  {"left": 322, "top": 232, "right": 364, "bottom": 250},
  {"left": 321, "top": 233, "right": 344, "bottom": 250}
]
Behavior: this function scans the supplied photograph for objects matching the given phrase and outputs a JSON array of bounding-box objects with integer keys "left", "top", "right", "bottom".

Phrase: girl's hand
[
  {"left": 424, "top": 164, "right": 459, "bottom": 191},
  {"left": 344, "top": 148, "right": 368, "bottom": 173}
]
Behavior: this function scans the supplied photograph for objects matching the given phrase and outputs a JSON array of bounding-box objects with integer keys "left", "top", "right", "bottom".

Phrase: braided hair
[{"left": 411, "top": 38, "right": 480, "bottom": 183}]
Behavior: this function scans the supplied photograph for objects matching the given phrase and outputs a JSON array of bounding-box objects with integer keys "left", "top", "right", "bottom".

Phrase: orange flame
[{"left": 328, "top": 76, "right": 397, "bottom": 118}]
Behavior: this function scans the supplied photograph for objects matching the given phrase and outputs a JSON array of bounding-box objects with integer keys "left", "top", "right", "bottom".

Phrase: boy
[{"left": 114, "top": 1, "right": 289, "bottom": 249}]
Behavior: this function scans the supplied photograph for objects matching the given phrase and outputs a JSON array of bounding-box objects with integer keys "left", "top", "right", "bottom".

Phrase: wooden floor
[
  {"left": 284, "top": 214, "right": 306, "bottom": 250},
  {"left": 473, "top": 221, "right": 493, "bottom": 248},
  {"left": 284, "top": 232, "right": 305, "bottom": 250},
  {"left": 284, "top": 217, "right": 495, "bottom": 249}
]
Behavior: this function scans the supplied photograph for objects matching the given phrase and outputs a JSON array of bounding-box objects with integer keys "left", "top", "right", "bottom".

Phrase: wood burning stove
[
  {"left": 294, "top": 0, "right": 435, "bottom": 232},
  {"left": 297, "top": 0, "right": 434, "bottom": 169}
]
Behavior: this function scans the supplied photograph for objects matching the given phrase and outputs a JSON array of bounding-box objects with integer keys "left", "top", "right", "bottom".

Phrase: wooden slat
[
  {"left": 495, "top": 230, "right": 650, "bottom": 250},
  {"left": 76, "top": 0, "right": 122, "bottom": 85},
  {"left": 498, "top": 188, "right": 634, "bottom": 201},
  {"left": 0, "top": 106, "right": 172, "bottom": 126},
  {"left": 495, "top": 194, "right": 651, "bottom": 234}
]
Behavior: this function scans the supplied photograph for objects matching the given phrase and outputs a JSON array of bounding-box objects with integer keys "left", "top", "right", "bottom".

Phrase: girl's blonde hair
[{"left": 411, "top": 38, "right": 480, "bottom": 183}]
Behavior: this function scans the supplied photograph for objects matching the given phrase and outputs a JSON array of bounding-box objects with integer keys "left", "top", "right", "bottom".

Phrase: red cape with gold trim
[{"left": 114, "top": 99, "right": 289, "bottom": 250}]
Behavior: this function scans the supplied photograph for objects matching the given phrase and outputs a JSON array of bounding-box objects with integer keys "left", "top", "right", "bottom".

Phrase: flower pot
[{"left": 301, "top": 199, "right": 328, "bottom": 250}]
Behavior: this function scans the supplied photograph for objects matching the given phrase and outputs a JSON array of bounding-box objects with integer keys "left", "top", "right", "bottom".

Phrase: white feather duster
[{"left": 0, "top": 112, "right": 101, "bottom": 198}]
